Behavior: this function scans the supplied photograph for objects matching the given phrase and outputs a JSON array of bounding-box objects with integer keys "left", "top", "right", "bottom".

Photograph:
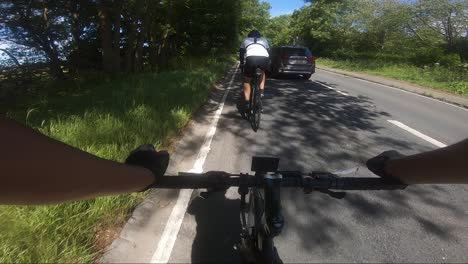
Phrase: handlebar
[{"left": 151, "top": 171, "right": 406, "bottom": 191}]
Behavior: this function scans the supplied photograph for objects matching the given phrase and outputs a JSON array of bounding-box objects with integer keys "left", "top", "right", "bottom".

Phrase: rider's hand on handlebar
[
  {"left": 125, "top": 144, "right": 169, "bottom": 191},
  {"left": 366, "top": 150, "right": 407, "bottom": 185}
]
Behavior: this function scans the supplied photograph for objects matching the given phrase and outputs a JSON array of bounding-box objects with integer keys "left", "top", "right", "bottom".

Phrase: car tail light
[
  {"left": 307, "top": 56, "right": 316, "bottom": 62},
  {"left": 280, "top": 56, "right": 289, "bottom": 61}
]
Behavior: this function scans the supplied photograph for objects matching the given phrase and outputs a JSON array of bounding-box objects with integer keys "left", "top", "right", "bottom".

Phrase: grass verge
[
  {"left": 0, "top": 56, "right": 234, "bottom": 262},
  {"left": 317, "top": 58, "right": 468, "bottom": 96}
]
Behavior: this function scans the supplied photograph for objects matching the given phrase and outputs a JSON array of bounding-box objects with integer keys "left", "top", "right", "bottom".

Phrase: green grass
[
  {"left": 0, "top": 56, "right": 234, "bottom": 262},
  {"left": 317, "top": 58, "right": 468, "bottom": 96}
]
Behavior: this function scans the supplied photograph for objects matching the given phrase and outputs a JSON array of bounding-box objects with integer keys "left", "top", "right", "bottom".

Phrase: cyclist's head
[{"left": 248, "top": 30, "right": 262, "bottom": 38}]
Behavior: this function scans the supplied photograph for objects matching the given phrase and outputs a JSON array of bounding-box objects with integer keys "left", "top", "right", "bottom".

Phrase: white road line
[
  {"left": 314, "top": 81, "right": 335, "bottom": 90},
  {"left": 318, "top": 69, "right": 468, "bottom": 112},
  {"left": 151, "top": 64, "right": 239, "bottom": 264},
  {"left": 387, "top": 120, "right": 447, "bottom": 148},
  {"left": 314, "top": 80, "right": 349, "bottom": 96}
]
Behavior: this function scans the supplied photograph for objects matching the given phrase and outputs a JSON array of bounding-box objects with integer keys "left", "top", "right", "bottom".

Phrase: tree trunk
[
  {"left": 70, "top": 0, "right": 82, "bottom": 69},
  {"left": 125, "top": 17, "right": 137, "bottom": 72},
  {"left": 134, "top": 12, "right": 149, "bottom": 72},
  {"left": 112, "top": 2, "right": 121, "bottom": 72},
  {"left": 446, "top": 10, "right": 454, "bottom": 52},
  {"left": 148, "top": 25, "right": 158, "bottom": 72},
  {"left": 157, "top": 28, "right": 170, "bottom": 72},
  {"left": 99, "top": 3, "right": 114, "bottom": 73},
  {"left": 48, "top": 55, "right": 66, "bottom": 80}
]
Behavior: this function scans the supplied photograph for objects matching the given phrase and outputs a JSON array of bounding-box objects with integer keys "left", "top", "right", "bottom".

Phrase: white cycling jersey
[{"left": 240, "top": 37, "right": 269, "bottom": 58}]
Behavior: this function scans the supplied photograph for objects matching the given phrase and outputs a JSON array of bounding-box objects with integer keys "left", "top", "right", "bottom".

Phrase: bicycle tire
[
  {"left": 253, "top": 88, "right": 262, "bottom": 132},
  {"left": 252, "top": 188, "right": 281, "bottom": 264},
  {"left": 238, "top": 188, "right": 262, "bottom": 263},
  {"left": 250, "top": 73, "right": 262, "bottom": 132}
]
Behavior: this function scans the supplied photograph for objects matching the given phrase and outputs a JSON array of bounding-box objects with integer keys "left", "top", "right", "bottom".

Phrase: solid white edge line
[
  {"left": 387, "top": 120, "right": 447, "bottom": 148},
  {"left": 317, "top": 68, "right": 468, "bottom": 112},
  {"left": 150, "top": 64, "right": 239, "bottom": 263}
]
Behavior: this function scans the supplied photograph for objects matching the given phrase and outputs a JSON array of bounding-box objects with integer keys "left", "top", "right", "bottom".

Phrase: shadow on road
[
  {"left": 188, "top": 190, "right": 242, "bottom": 263},
  {"left": 186, "top": 74, "right": 467, "bottom": 262}
]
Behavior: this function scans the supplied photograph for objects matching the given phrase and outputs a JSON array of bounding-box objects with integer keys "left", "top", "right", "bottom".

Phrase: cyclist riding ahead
[{"left": 239, "top": 30, "right": 270, "bottom": 113}]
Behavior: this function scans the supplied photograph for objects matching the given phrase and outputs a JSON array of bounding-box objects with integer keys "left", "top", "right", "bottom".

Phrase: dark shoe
[{"left": 243, "top": 101, "right": 250, "bottom": 112}]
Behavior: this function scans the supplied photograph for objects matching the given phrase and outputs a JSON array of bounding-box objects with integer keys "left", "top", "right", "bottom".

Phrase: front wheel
[{"left": 261, "top": 237, "right": 283, "bottom": 264}]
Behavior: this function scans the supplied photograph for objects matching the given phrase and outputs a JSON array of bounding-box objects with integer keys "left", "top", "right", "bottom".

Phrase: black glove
[
  {"left": 366, "top": 150, "right": 405, "bottom": 184},
  {"left": 125, "top": 144, "right": 169, "bottom": 191}
]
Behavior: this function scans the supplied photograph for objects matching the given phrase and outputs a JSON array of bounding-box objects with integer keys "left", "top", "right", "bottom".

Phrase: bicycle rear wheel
[
  {"left": 252, "top": 88, "right": 262, "bottom": 132},
  {"left": 250, "top": 76, "right": 262, "bottom": 132}
]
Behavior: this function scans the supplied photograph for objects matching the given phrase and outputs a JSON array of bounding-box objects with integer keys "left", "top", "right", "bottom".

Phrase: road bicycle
[
  {"left": 247, "top": 67, "right": 263, "bottom": 132},
  {"left": 151, "top": 156, "right": 406, "bottom": 263}
]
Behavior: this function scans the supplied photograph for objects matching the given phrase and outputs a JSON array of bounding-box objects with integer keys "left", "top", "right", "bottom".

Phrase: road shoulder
[
  {"left": 317, "top": 65, "right": 468, "bottom": 109},
  {"left": 98, "top": 64, "right": 239, "bottom": 263}
]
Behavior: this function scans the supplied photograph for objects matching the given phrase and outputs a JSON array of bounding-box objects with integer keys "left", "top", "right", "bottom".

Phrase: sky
[{"left": 265, "top": 0, "right": 306, "bottom": 17}]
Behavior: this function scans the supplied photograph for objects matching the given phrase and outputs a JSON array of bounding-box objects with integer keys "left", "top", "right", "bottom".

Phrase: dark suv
[{"left": 269, "top": 46, "right": 316, "bottom": 79}]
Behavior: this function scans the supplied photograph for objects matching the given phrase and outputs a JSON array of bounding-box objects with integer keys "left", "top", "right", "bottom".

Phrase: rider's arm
[
  {"left": 373, "top": 138, "right": 468, "bottom": 184},
  {"left": 0, "top": 117, "right": 154, "bottom": 205},
  {"left": 239, "top": 48, "right": 245, "bottom": 64},
  {"left": 239, "top": 40, "right": 246, "bottom": 64}
]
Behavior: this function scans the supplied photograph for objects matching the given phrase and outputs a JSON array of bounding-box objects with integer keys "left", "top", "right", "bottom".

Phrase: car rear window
[{"left": 283, "top": 48, "right": 311, "bottom": 56}]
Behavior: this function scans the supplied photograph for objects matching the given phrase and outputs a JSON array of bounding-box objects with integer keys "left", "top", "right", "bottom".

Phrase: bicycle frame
[{"left": 155, "top": 157, "right": 406, "bottom": 263}]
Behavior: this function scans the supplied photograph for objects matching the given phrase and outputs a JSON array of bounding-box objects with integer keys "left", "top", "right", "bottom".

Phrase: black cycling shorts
[{"left": 244, "top": 56, "right": 269, "bottom": 76}]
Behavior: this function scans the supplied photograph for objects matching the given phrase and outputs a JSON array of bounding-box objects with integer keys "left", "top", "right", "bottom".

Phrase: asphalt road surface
[{"left": 102, "top": 67, "right": 468, "bottom": 263}]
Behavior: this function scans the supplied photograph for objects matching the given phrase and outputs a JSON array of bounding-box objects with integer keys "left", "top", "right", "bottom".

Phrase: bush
[
  {"left": 328, "top": 49, "right": 407, "bottom": 64},
  {"left": 439, "top": 53, "right": 461, "bottom": 67},
  {"left": 410, "top": 47, "right": 444, "bottom": 66}
]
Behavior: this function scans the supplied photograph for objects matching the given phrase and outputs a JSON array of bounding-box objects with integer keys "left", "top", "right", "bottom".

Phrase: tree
[
  {"left": 239, "top": 0, "right": 271, "bottom": 38},
  {"left": 98, "top": 0, "right": 121, "bottom": 73},
  {"left": 0, "top": 0, "right": 69, "bottom": 79},
  {"left": 411, "top": 0, "right": 468, "bottom": 53},
  {"left": 0, "top": 0, "right": 269, "bottom": 80},
  {"left": 264, "top": 15, "right": 294, "bottom": 46}
]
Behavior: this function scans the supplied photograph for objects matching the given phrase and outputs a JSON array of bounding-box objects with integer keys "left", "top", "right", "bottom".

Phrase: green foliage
[
  {"left": 0, "top": 194, "right": 143, "bottom": 263},
  {"left": 329, "top": 49, "right": 408, "bottom": 64},
  {"left": 410, "top": 47, "right": 445, "bottom": 66},
  {"left": 439, "top": 53, "right": 462, "bottom": 67},
  {"left": 282, "top": 0, "right": 467, "bottom": 63},
  {"left": 238, "top": 0, "right": 271, "bottom": 38},
  {"left": 0, "top": 0, "right": 241, "bottom": 76},
  {"left": 0, "top": 56, "right": 234, "bottom": 262},
  {"left": 264, "top": 15, "right": 293, "bottom": 46}
]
